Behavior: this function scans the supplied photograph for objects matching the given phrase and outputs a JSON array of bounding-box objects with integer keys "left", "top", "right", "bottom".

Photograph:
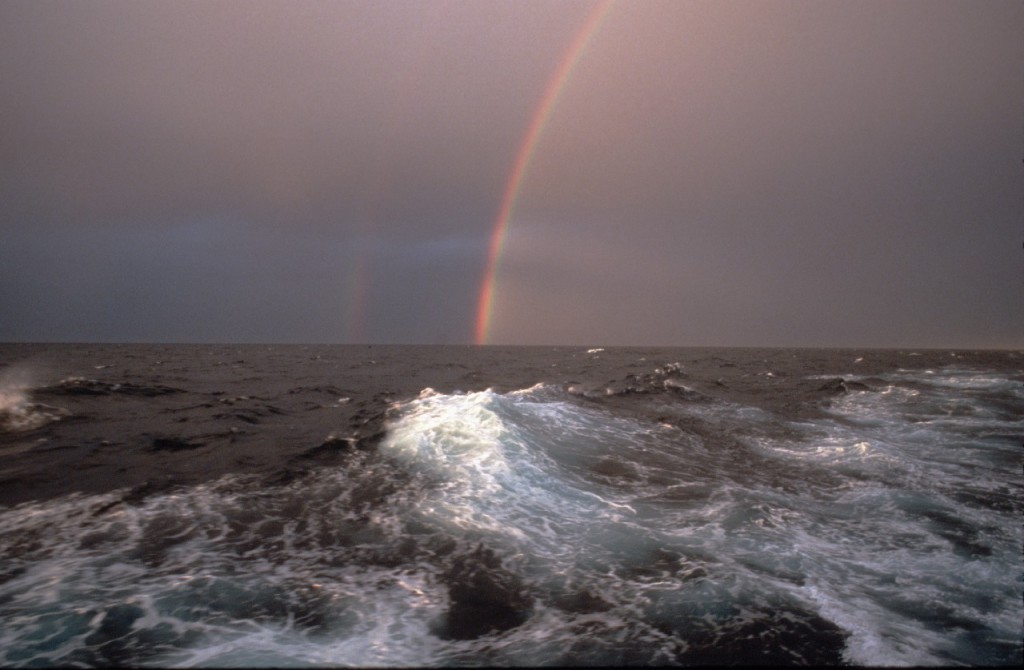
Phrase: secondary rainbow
[{"left": 473, "top": 1, "right": 613, "bottom": 345}]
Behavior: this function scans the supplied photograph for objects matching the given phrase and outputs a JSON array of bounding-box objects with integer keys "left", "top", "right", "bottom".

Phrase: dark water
[{"left": 0, "top": 344, "right": 1021, "bottom": 666}]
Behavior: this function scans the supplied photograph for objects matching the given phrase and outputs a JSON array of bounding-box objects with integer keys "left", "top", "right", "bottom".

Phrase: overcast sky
[{"left": 1, "top": 0, "right": 1021, "bottom": 347}]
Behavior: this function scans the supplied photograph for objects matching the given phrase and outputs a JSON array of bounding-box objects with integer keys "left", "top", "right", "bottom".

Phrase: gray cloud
[{"left": 1, "top": 0, "right": 1020, "bottom": 346}]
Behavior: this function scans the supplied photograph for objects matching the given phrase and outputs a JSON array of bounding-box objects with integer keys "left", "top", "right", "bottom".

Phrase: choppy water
[{"left": 0, "top": 345, "right": 1020, "bottom": 666}]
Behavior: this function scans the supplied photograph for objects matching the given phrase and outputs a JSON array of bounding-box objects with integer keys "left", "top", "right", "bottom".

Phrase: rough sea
[{"left": 0, "top": 344, "right": 1020, "bottom": 667}]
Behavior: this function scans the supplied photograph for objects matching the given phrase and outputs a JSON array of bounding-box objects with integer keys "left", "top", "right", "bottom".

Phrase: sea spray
[
  {"left": 0, "top": 344, "right": 1019, "bottom": 666},
  {"left": 0, "top": 367, "right": 69, "bottom": 434}
]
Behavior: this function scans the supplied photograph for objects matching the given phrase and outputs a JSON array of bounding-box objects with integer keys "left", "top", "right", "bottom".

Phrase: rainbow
[{"left": 473, "top": 0, "right": 613, "bottom": 345}]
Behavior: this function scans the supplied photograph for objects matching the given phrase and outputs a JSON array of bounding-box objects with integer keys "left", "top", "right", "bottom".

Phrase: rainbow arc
[{"left": 474, "top": 1, "right": 613, "bottom": 345}]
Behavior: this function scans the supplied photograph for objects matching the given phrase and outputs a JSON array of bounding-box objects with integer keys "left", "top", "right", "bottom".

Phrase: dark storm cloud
[{"left": 1, "top": 0, "right": 1021, "bottom": 346}]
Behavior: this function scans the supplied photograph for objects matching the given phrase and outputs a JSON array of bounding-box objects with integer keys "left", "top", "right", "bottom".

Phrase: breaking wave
[{"left": 0, "top": 367, "right": 1020, "bottom": 666}]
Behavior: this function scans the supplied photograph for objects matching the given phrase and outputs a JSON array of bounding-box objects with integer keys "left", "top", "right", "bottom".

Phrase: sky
[{"left": 1, "top": 0, "right": 1021, "bottom": 348}]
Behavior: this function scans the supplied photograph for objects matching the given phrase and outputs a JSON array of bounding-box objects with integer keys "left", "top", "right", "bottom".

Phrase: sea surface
[{"left": 0, "top": 344, "right": 1021, "bottom": 667}]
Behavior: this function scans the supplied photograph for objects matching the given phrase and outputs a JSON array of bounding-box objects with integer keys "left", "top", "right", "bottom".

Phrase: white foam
[
  {"left": 379, "top": 389, "right": 642, "bottom": 559},
  {"left": 804, "top": 584, "right": 948, "bottom": 667},
  {"left": 2, "top": 372, "right": 1020, "bottom": 666}
]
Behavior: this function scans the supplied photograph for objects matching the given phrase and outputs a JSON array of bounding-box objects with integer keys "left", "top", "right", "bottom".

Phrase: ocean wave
[{"left": 0, "top": 351, "right": 1019, "bottom": 666}]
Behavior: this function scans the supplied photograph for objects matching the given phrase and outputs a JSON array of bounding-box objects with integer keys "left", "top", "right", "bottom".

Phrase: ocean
[{"left": 0, "top": 344, "right": 1020, "bottom": 667}]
